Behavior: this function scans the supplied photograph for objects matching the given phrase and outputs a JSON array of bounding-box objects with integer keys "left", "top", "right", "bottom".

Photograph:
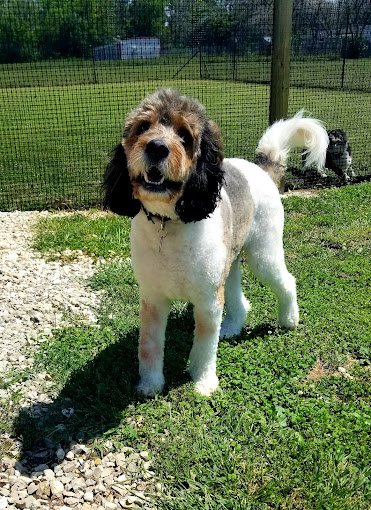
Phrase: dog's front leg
[
  {"left": 189, "top": 295, "right": 224, "bottom": 396},
  {"left": 137, "top": 297, "right": 170, "bottom": 396}
]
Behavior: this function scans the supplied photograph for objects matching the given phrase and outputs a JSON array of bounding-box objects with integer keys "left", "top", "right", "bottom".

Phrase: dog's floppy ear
[
  {"left": 102, "top": 143, "right": 141, "bottom": 217},
  {"left": 175, "top": 121, "right": 224, "bottom": 223}
]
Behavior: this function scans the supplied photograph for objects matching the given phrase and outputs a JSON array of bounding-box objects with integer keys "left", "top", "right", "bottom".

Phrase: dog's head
[
  {"left": 103, "top": 88, "right": 224, "bottom": 223},
  {"left": 327, "top": 129, "right": 349, "bottom": 154}
]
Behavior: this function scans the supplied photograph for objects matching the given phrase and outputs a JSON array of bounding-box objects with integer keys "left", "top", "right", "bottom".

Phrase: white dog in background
[{"left": 104, "top": 89, "right": 328, "bottom": 396}]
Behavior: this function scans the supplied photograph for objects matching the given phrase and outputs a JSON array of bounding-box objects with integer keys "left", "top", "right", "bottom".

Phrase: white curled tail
[{"left": 255, "top": 111, "right": 329, "bottom": 191}]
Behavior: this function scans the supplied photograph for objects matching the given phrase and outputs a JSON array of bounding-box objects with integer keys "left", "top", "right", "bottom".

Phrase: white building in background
[{"left": 93, "top": 37, "right": 161, "bottom": 61}]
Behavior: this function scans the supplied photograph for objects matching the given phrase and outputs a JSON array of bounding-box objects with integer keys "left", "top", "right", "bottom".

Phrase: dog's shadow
[
  {"left": 13, "top": 306, "right": 195, "bottom": 471},
  {"left": 14, "top": 303, "right": 277, "bottom": 471}
]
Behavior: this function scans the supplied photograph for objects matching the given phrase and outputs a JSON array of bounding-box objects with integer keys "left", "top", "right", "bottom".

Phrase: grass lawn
[
  {"left": 0, "top": 55, "right": 370, "bottom": 211},
  {"left": 0, "top": 55, "right": 369, "bottom": 92},
  {"left": 1, "top": 183, "right": 370, "bottom": 508}
]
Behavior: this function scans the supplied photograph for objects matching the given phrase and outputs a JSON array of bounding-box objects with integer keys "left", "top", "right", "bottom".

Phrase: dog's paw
[
  {"left": 220, "top": 319, "right": 243, "bottom": 339},
  {"left": 277, "top": 295, "right": 299, "bottom": 331},
  {"left": 281, "top": 319, "right": 299, "bottom": 331},
  {"left": 136, "top": 375, "right": 164, "bottom": 396},
  {"left": 279, "top": 308, "right": 299, "bottom": 330},
  {"left": 220, "top": 298, "right": 250, "bottom": 338},
  {"left": 193, "top": 375, "right": 219, "bottom": 397}
]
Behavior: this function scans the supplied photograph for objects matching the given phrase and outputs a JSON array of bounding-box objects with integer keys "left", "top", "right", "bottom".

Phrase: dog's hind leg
[
  {"left": 220, "top": 256, "right": 250, "bottom": 338},
  {"left": 137, "top": 297, "right": 171, "bottom": 396},
  {"left": 189, "top": 299, "right": 224, "bottom": 396},
  {"left": 245, "top": 233, "right": 299, "bottom": 331}
]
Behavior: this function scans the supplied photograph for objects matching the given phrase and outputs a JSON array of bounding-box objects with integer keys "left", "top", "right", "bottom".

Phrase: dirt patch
[
  {"left": 283, "top": 189, "right": 320, "bottom": 198},
  {"left": 46, "top": 209, "right": 109, "bottom": 219},
  {"left": 306, "top": 359, "right": 330, "bottom": 381},
  {"left": 306, "top": 357, "right": 357, "bottom": 382}
]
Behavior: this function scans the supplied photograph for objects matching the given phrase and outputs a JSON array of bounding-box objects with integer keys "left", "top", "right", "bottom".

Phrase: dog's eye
[
  {"left": 136, "top": 122, "right": 150, "bottom": 136},
  {"left": 178, "top": 128, "right": 192, "bottom": 147}
]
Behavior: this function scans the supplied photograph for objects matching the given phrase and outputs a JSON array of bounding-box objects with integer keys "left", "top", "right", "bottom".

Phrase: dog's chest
[
  {"left": 328, "top": 148, "right": 351, "bottom": 169},
  {"left": 130, "top": 213, "right": 226, "bottom": 302}
]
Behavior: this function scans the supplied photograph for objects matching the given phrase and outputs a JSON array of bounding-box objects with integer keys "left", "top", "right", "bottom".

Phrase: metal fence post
[{"left": 269, "top": 0, "right": 293, "bottom": 124}]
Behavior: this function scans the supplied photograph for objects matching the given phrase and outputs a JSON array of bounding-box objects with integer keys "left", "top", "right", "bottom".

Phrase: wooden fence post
[{"left": 269, "top": 0, "right": 293, "bottom": 124}]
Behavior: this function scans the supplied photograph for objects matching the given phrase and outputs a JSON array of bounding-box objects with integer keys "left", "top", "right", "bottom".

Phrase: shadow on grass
[
  {"left": 13, "top": 306, "right": 195, "bottom": 471},
  {"left": 13, "top": 297, "right": 279, "bottom": 473},
  {"left": 223, "top": 322, "right": 278, "bottom": 347}
]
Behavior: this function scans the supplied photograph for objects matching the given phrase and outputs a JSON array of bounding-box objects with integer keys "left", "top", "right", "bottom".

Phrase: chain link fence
[{"left": 0, "top": 0, "right": 370, "bottom": 210}]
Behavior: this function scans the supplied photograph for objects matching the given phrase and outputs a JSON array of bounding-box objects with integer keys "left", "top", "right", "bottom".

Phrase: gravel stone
[
  {"left": 101, "top": 467, "right": 113, "bottom": 478},
  {"left": 43, "top": 468, "right": 55, "bottom": 480},
  {"left": 104, "top": 502, "right": 118, "bottom": 510},
  {"left": 84, "top": 491, "right": 95, "bottom": 502},
  {"left": 50, "top": 479, "right": 64, "bottom": 495},
  {"left": 64, "top": 496, "right": 82, "bottom": 507},
  {"left": 27, "top": 483, "right": 38, "bottom": 495},
  {"left": 56, "top": 448, "right": 66, "bottom": 461},
  {"left": 24, "top": 495, "right": 38, "bottom": 508}
]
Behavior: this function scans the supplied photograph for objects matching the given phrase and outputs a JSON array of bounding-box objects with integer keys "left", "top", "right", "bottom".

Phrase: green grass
[
  {"left": 33, "top": 211, "right": 131, "bottom": 260},
  {"left": 0, "top": 56, "right": 370, "bottom": 210},
  {"left": 4, "top": 183, "right": 370, "bottom": 509},
  {"left": 0, "top": 55, "right": 369, "bottom": 91}
]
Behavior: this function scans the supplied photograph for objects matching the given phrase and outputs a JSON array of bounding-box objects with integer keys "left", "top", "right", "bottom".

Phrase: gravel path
[
  {"left": 0, "top": 212, "right": 158, "bottom": 509},
  {"left": 0, "top": 211, "right": 98, "bottom": 375}
]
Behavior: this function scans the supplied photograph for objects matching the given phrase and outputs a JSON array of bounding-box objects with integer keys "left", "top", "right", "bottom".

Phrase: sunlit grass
[{"left": 3, "top": 183, "right": 369, "bottom": 509}]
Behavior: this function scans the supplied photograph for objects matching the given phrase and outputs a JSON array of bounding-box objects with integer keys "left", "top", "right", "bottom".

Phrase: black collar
[{"left": 141, "top": 205, "right": 171, "bottom": 225}]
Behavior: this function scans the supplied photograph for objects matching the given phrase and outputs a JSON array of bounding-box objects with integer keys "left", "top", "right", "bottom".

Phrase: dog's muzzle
[
  {"left": 134, "top": 139, "right": 183, "bottom": 194},
  {"left": 138, "top": 165, "right": 182, "bottom": 194},
  {"left": 141, "top": 139, "right": 176, "bottom": 192}
]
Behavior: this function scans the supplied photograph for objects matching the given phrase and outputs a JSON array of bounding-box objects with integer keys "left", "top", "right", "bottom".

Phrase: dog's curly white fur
[
  {"left": 103, "top": 89, "right": 328, "bottom": 396},
  {"left": 255, "top": 110, "right": 329, "bottom": 192}
]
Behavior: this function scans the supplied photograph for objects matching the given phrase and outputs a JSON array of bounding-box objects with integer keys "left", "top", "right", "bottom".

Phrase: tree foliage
[
  {"left": 0, "top": 0, "right": 369, "bottom": 63},
  {"left": 0, "top": 0, "right": 118, "bottom": 62},
  {"left": 292, "top": 0, "right": 370, "bottom": 57}
]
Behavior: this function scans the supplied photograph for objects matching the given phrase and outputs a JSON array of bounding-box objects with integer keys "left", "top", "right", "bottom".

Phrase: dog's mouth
[{"left": 136, "top": 168, "right": 182, "bottom": 193}]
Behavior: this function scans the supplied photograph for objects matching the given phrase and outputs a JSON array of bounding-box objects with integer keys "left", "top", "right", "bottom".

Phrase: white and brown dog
[{"left": 103, "top": 88, "right": 328, "bottom": 396}]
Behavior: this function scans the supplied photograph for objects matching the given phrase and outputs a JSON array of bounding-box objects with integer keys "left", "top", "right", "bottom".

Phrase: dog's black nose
[{"left": 145, "top": 139, "right": 169, "bottom": 163}]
